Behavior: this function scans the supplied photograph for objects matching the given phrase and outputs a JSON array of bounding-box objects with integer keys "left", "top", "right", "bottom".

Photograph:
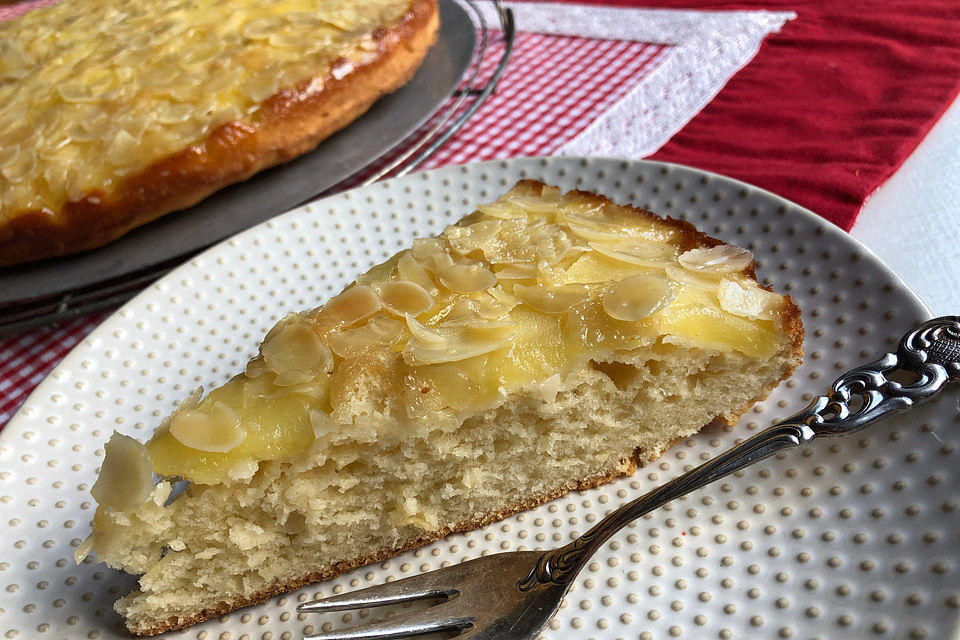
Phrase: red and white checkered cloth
[
  {"left": 0, "top": 314, "right": 106, "bottom": 427},
  {"left": 0, "top": 22, "right": 670, "bottom": 430},
  {"left": 421, "top": 35, "right": 669, "bottom": 167}
]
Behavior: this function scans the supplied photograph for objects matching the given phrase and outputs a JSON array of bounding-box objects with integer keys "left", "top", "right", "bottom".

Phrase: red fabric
[{"left": 544, "top": 0, "right": 960, "bottom": 230}]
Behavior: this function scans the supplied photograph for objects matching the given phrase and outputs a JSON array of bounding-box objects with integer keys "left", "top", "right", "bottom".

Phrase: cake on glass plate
[{"left": 80, "top": 181, "right": 803, "bottom": 635}]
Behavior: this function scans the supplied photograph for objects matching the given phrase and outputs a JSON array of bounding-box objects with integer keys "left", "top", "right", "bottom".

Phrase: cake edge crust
[{"left": 0, "top": 0, "right": 439, "bottom": 266}]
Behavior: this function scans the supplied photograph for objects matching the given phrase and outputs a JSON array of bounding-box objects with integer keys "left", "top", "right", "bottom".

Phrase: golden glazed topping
[
  {"left": 0, "top": 0, "right": 413, "bottom": 216},
  {"left": 127, "top": 184, "right": 788, "bottom": 486}
]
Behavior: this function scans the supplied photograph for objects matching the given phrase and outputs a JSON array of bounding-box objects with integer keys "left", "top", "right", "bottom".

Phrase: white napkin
[{"left": 475, "top": 1, "right": 794, "bottom": 158}]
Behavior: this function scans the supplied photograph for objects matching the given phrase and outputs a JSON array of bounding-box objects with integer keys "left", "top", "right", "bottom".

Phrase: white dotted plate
[{"left": 2, "top": 158, "right": 957, "bottom": 640}]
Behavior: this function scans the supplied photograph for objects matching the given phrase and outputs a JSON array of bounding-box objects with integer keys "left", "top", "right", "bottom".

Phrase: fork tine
[
  {"left": 303, "top": 603, "right": 473, "bottom": 640},
  {"left": 298, "top": 572, "right": 457, "bottom": 613}
]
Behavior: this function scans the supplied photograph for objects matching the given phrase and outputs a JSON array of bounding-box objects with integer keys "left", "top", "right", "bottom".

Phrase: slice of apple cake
[{"left": 81, "top": 180, "right": 803, "bottom": 635}]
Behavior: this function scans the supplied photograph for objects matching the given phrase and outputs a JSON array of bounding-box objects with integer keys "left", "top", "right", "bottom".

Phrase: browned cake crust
[
  {"left": 128, "top": 184, "right": 805, "bottom": 636},
  {"left": 0, "top": 0, "right": 438, "bottom": 267}
]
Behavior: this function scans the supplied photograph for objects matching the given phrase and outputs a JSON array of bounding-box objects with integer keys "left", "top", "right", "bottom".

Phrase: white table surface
[{"left": 850, "top": 95, "right": 960, "bottom": 316}]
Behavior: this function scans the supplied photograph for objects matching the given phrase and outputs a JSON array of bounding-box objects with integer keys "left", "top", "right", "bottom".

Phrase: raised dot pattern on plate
[{"left": 0, "top": 157, "right": 955, "bottom": 640}]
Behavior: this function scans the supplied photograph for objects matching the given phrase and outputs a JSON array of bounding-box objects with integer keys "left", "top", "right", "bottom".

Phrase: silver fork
[{"left": 298, "top": 316, "right": 960, "bottom": 640}]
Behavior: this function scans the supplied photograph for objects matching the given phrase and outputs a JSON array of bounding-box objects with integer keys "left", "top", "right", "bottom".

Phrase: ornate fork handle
[{"left": 519, "top": 316, "right": 960, "bottom": 590}]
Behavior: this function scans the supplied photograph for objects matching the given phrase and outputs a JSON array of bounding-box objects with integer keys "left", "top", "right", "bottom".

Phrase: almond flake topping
[
  {"left": 168, "top": 402, "right": 246, "bottom": 453},
  {"left": 325, "top": 285, "right": 381, "bottom": 325},
  {"left": 678, "top": 245, "right": 753, "bottom": 273},
  {"left": 261, "top": 321, "right": 333, "bottom": 379},
  {"left": 439, "top": 263, "right": 498, "bottom": 293},
  {"left": 378, "top": 280, "right": 434, "bottom": 316},
  {"left": 717, "top": 279, "right": 779, "bottom": 320},
  {"left": 90, "top": 432, "right": 154, "bottom": 512},
  {"left": 142, "top": 183, "right": 785, "bottom": 485},
  {"left": 602, "top": 274, "right": 673, "bottom": 322},
  {"left": 513, "top": 283, "right": 589, "bottom": 315}
]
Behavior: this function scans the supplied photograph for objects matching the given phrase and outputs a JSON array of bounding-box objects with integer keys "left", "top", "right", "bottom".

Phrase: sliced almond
[
  {"left": 563, "top": 208, "right": 677, "bottom": 244},
  {"left": 409, "top": 237, "right": 456, "bottom": 276},
  {"left": 438, "top": 317, "right": 515, "bottom": 331},
  {"left": 588, "top": 239, "right": 677, "bottom": 269},
  {"left": 717, "top": 279, "right": 779, "bottom": 320},
  {"left": 57, "top": 83, "right": 96, "bottom": 103},
  {"left": 480, "top": 287, "right": 520, "bottom": 318},
  {"left": 475, "top": 200, "right": 528, "bottom": 220},
  {"left": 409, "top": 236, "right": 455, "bottom": 275},
  {"left": 514, "top": 283, "right": 589, "bottom": 314},
  {"left": 261, "top": 321, "right": 333, "bottom": 378},
  {"left": 536, "top": 228, "right": 582, "bottom": 265},
  {"left": 487, "top": 286, "right": 520, "bottom": 306},
  {"left": 258, "top": 378, "right": 330, "bottom": 401},
  {"left": 420, "top": 251, "right": 455, "bottom": 275},
  {"left": 378, "top": 280, "right": 434, "bottom": 316},
  {"left": 90, "top": 432, "right": 153, "bottom": 512},
  {"left": 168, "top": 402, "right": 245, "bottom": 453},
  {"left": 444, "top": 220, "right": 502, "bottom": 256},
  {"left": 439, "top": 263, "right": 497, "bottom": 293},
  {"left": 0, "top": 145, "right": 18, "bottom": 169},
  {"left": 369, "top": 313, "right": 407, "bottom": 342},
  {"left": 404, "top": 326, "right": 514, "bottom": 365},
  {"left": 152, "top": 384, "right": 203, "bottom": 441},
  {"left": 540, "top": 185, "right": 563, "bottom": 201},
  {"left": 272, "top": 370, "right": 317, "bottom": 387},
  {"left": 155, "top": 102, "right": 193, "bottom": 125},
  {"left": 244, "top": 356, "right": 269, "bottom": 379},
  {"left": 325, "top": 285, "right": 381, "bottom": 325},
  {"left": 74, "top": 533, "right": 95, "bottom": 564},
  {"left": 558, "top": 206, "right": 607, "bottom": 229},
  {"left": 106, "top": 129, "right": 140, "bottom": 166},
  {"left": 494, "top": 262, "right": 539, "bottom": 280},
  {"left": 410, "top": 237, "right": 450, "bottom": 263},
  {"left": 397, "top": 251, "right": 438, "bottom": 294},
  {"left": 243, "top": 16, "right": 284, "bottom": 38},
  {"left": 438, "top": 297, "right": 481, "bottom": 326},
  {"left": 566, "top": 221, "right": 627, "bottom": 244},
  {"left": 502, "top": 192, "right": 564, "bottom": 214},
  {"left": 678, "top": 245, "right": 753, "bottom": 273},
  {"left": 0, "top": 39, "right": 33, "bottom": 80},
  {"left": 482, "top": 218, "right": 534, "bottom": 264},
  {"left": 1, "top": 146, "right": 35, "bottom": 183},
  {"left": 405, "top": 315, "right": 447, "bottom": 347},
  {"left": 665, "top": 265, "right": 723, "bottom": 290},
  {"left": 527, "top": 221, "right": 559, "bottom": 243},
  {"left": 328, "top": 315, "right": 405, "bottom": 357},
  {"left": 181, "top": 385, "right": 204, "bottom": 410},
  {"left": 602, "top": 275, "right": 673, "bottom": 322}
]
